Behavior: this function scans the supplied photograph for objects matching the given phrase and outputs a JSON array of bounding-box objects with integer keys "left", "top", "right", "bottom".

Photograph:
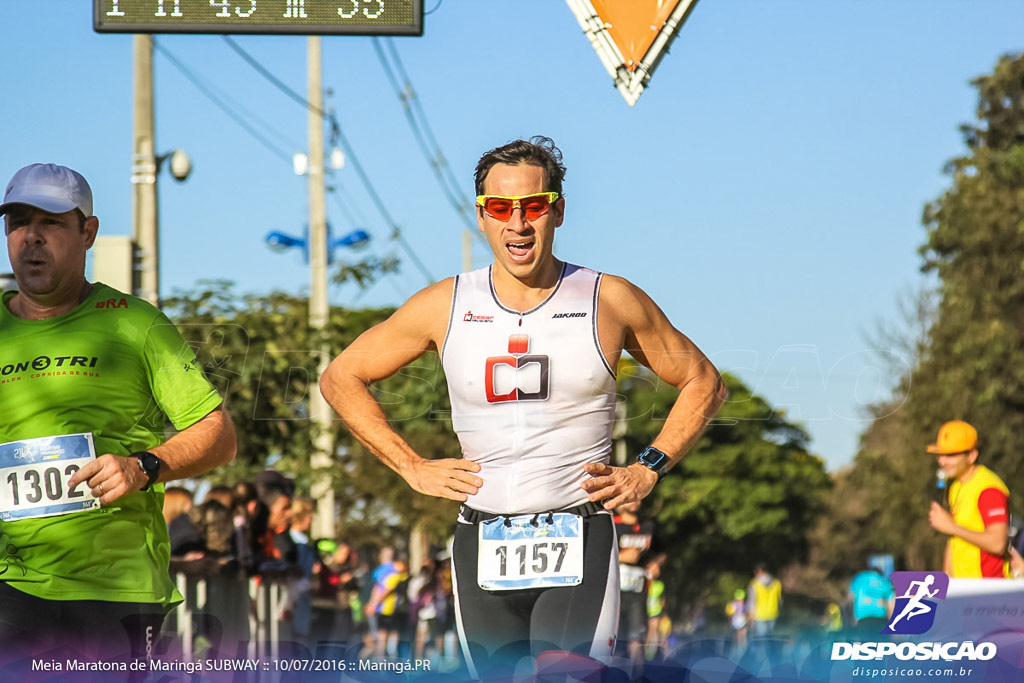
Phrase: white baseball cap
[{"left": 0, "top": 163, "right": 93, "bottom": 218}]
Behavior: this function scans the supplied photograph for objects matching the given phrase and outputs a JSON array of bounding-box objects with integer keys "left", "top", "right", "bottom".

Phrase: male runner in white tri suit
[{"left": 320, "top": 137, "right": 725, "bottom": 676}]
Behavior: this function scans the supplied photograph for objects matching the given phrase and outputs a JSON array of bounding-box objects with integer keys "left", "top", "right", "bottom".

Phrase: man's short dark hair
[{"left": 474, "top": 136, "right": 567, "bottom": 197}]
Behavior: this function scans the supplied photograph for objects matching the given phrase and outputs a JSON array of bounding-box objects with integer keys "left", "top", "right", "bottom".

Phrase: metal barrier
[{"left": 170, "top": 571, "right": 286, "bottom": 661}]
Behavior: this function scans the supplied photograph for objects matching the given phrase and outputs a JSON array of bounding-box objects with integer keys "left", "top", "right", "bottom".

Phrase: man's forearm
[
  {"left": 321, "top": 371, "right": 421, "bottom": 476},
  {"left": 651, "top": 371, "right": 726, "bottom": 465},
  {"left": 151, "top": 407, "right": 236, "bottom": 482}
]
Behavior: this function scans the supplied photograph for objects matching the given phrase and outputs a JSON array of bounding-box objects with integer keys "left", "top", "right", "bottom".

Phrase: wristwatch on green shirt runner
[{"left": 133, "top": 451, "right": 163, "bottom": 490}]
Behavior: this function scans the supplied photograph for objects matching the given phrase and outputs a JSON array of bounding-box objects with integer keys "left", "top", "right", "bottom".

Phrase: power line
[
  {"left": 221, "top": 35, "right": 436, "bottom": 285},
  {"left": 155, "top": 37, "right": 424, "bottom": 289},
  {"left": 372, "top": 37, "right": 482, "bottom": 239},
  {"left": 221, "top": 36, "right": 315, "bottom": 115},
  {"left": 153, "top": 38, "right": 295, "bottom": 166}
]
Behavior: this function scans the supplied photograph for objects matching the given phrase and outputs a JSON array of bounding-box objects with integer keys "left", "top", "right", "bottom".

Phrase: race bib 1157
[{"left": 477, "top": 512, "right": 584, "bottom": 591}]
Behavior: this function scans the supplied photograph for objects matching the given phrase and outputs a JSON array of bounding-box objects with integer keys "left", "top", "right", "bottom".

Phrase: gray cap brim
[{"left": 0, "top": 195, "right": 80, "bottom": 216}]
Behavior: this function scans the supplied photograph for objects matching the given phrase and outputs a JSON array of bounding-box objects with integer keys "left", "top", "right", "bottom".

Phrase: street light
[
  {"left": 264, "top": 222, "right": 371, "bottom": 539},
  {"left": 129, "top": 146, "right": 191, "bottom": 304},
  {"left": 264, "top": 226, "right": 370, "bottom": 263}
]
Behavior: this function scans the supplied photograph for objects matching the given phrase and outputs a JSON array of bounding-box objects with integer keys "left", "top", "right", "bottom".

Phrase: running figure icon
[{"left": 886, "top": 574, "right": 939, "bottom": 632}]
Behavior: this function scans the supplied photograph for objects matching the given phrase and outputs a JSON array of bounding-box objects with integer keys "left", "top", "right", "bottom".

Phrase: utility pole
[
  {"left": 307, "top": 36, "right": 337, "bottom": 541},
  {"left": 132, "top": 34, "right": 159, "bottom": 305}
]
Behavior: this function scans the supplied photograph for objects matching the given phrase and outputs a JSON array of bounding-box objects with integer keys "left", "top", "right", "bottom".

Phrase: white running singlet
[{"left": 441, "top": 263, "right": 617, "bottom": 514}]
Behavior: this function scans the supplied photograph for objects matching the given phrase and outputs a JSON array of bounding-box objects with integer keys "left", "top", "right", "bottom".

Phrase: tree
[
  {"left": 815, "top": 52, "right": 1024, "bottom": 578},
  {"left": 617, "top": 362, "right": 831, "bottom": 611},
  {"left": 917, "top": 52, "right": 1024, "bottom": 489}
]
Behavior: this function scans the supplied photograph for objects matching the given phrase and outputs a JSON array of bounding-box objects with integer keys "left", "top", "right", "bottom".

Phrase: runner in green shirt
[{"left": 0, "top": 162, "right": 236, "bottom": 665}]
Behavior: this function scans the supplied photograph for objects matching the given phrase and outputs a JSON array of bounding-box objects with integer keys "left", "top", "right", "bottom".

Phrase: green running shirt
[{"left": 0, "top": 283, "right": 223, "bottom": 605}]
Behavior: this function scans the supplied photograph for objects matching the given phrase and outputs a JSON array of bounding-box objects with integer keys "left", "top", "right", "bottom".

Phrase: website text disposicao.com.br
[
  {"left": 851, "top": 664, "right": 981, "bottom": 679},
  {"left": 834, "top": 640, "right": 996, "bottom": 679}
]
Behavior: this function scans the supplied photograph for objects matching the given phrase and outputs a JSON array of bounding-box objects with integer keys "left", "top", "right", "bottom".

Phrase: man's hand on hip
[
  {"left": 404, "top": 457, "right": 483, "bottom": 502},
  {"left": 581, "top": 462, "right": 658, "bottom": 510}
]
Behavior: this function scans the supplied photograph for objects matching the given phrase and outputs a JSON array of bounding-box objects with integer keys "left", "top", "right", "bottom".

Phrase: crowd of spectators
[{"left": 161, "top": 470, "right": 458, "bottom": 666}]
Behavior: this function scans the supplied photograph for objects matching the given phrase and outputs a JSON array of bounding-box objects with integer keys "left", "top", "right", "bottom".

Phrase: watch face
[
  {"left": 640, "top": 448, "right": 667, "bottom": 469},
  {"left": 139, "top": 452, "right": 160, "bottom": 478}
]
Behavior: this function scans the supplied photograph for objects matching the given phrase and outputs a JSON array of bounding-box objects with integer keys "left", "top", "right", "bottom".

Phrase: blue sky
[{"left": 2, "top": 1, "right": 1022, "bottom": 471}]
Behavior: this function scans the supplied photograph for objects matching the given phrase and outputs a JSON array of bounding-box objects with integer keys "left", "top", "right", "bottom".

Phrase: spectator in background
[
  {"left": 189, "top": 497, "right": 234, "bottom": 560},
  {"left": 435, "top": 555, "right": 457, "bottom": 665},
  {"left": 748, "top": 564, "right": 782, "bottom": 637},
  {"left": 356, "top": 547, "right": 380, "bottom": 657},
  {"left": 276, "top": 498, "right": 317, "bottom": 647},
  {"left": 187, "top": 494, "right": 246, "bottom": 658},
  {"left": 254, "top": 469, "right": 295, "bottom": 503},
  {"left": 202, "top": 483, "right": 251, "bottom": 572},
  {"left": 204, "top": 485, "right": 235, "bottom": 512},
  {"left": 231, "top": 481, "right": 264, "bottom": 575},
  {"left": 725, "top": 589, "right": 749, "bottom": 652},
  {"left": 257, "top": 488, "right": 293, "bottom": 571},
  {"left": 848, "top": 568, "right": 894, "bottom": 636},
  {"left": 312, "top": 539, "right": 359, "bottom": 644},
  {"left": 164, "top": 486, "right": 194, "bottom": 525},
  {"left": 926, "top": 420, "right": 1011, "bottom": 578},
  {"left": 822, "top": 602, "right": 843, "bottom": 635},
  {"left": 644, "top": 554, "right": 668, "bottom": 661},
  {"left": 409, "top": 558, "right": 448, "bottom": 663},
  {"left": 164, "top": 486, "right": 202, "bottom": 557},
  {"left": 614, "top": 502, "right": 655, "bottom": 664},
  {"left": 365, "top": 549, "right": 409, "bottom": 659},
  {"left": 363, "top": 545, "right": 393, "bottom": 656}
]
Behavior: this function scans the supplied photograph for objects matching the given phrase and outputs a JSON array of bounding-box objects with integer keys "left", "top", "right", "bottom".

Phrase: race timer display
[{"left": 94, "top": 0, "right": 422, "bottom": 35}]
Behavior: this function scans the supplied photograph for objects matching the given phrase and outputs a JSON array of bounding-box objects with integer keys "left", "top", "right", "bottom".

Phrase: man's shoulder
[
  {"left": 596, "top": 272, "right": 651, "bottom": 307},
  {"left": 978, "top": 465, "right": 1009, "bottom": 487},
  {"left": 87, "top": 283, "right": 162, "bottom": 319},
  {"left": 388, "top": 277, "right": 453, "bottom": 314},
  {"left": 388, "top": 278, "right": 456, "bottom": 331},
  {"left": 967, "top": 465, "right": 1010, "bottom": 496}
]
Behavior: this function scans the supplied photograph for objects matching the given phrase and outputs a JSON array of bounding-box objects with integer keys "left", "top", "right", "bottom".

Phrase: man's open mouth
[{"left": 506, "top": 240, "right": 535, "bottom": 258}]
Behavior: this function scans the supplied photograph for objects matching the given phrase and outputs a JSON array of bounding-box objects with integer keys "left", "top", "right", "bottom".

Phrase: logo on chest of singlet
[{"left": 484, "top": 334, "right": 550, "bottom": 403}]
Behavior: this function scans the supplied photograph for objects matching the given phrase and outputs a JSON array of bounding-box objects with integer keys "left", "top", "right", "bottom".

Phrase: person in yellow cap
[
  {"left": 926, "top": 420, "right": 1010, "bottom": 578},
  {"left": 725, "top": 588, "right": 748, "bottom": 651}
]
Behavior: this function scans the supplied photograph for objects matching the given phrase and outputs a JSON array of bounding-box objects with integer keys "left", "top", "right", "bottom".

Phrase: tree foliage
[
  {"left": 618, "top": 361, "right": 831, "bottom": 611},
  {"left": 817, "top": 52, "right": 1024, "bottom": 578}
]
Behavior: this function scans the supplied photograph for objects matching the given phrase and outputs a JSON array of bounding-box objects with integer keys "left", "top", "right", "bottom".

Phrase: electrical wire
[
  {"left": 372, "top": 36, "right": 483, "bottom": 250},
  {"left": 156, "top": 37, "right": 423, "bottom": 291},
  {"left": 153, "top": 38, "right": 295, "bottom": 166},
  {"left": 220, "top": 35, "right": 436, "bottom": 285},
  {"left": 384, "top": 39, "right": 470, "bottom": 217}
]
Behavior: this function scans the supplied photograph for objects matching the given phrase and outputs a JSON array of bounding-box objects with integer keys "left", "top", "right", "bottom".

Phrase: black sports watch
[
  {"left": 635, "top": 446, "right": 670, "bottom": 482},
  {"left": 133, "top": 451, "right": 162, "bottom": 490}
]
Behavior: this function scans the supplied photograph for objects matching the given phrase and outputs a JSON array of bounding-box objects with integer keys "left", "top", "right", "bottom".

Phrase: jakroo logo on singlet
[{"left": 485, "top": 334, "right": 549, "bottom": 403}]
